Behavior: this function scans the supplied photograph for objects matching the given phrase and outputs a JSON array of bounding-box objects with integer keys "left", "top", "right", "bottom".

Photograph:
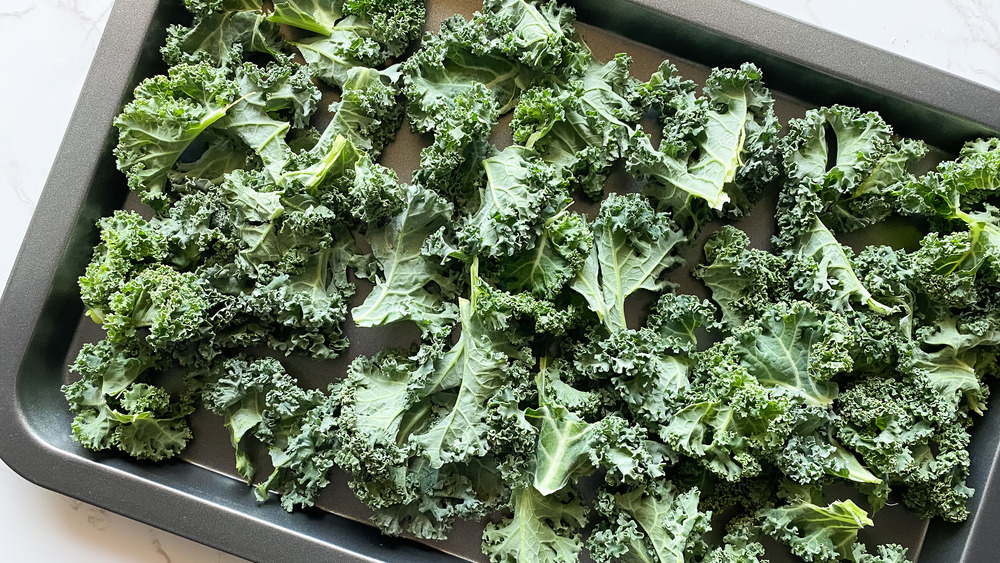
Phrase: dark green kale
[
  {"left": 627, "top": 62, "right": 781, "bottom": 235},
  {"left": 68, "top": 2, "right": 1000, "bottom": 561}
]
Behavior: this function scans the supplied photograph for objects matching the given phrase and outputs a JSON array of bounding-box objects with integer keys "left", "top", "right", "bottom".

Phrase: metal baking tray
[{"left": 3, "top": 0, "right": 1000, "bottom": 561}]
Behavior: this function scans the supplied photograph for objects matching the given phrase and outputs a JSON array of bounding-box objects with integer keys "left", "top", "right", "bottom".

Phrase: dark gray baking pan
[{"left": 2, "top": 0, "right": 1000, "bottom": 561}]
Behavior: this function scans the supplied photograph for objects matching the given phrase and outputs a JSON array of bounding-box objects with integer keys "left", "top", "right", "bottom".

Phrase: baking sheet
[{"left": 3, "top": 0, "right": 1000, "bottom": 561}]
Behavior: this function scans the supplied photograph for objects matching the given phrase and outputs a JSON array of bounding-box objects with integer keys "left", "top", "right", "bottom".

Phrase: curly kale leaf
[
  {"left": 499, "top": 210, "right": 592, "bottom": 299},
  {"left": 778, "top": 104, "right": 927, "bottom": 238},
  {"left": 570, "top": 193, "right": 685, "bottom": 333},
  {"left": 572, "top": 327, "right": 692, "bottom": 428},
  {"left": 277, "top": 132, "right": 359, "bottom": 194},
  {"left": 202, "top": 355, "right": 301, "bottom": 481},
  {"left": 456, "top": 145, "right": 571, "bottom": 258},
  {"left": 411, "top": 82, "right": 500, "bottom": 208},
  {"left": 513, "top": 55, "right": 641, "bottom": 197},
  {"left": 910, "top": 230, "right": 993, "bottom": 308},
  {"left": 409, "top": 298, "right": 522, "bottom": 468},
  {"left": 337, "top": 346, "right": 512, "bottom": 540},
  {"left": 402, "top": 15, "right": 527, "bottom": 133},
  {"left": 79, "top": 210, "right": 219, "bottom": 361},
  {"left": 256, "top": 390, "right": 341, "bottom": 511},
  {"left": 699, "top": 217, "right": 894, "bottom": 325},
  {"left": 338, "top": 298, "right": 531, "bottom": 539},
  {"left": 163, "top": 10, "right": 282, "bottom": 66},
  {"left": 849, "top": 245, "right": 919, "bottom": 359},
  {"left": 790, "top": 215, "right": 896, "bottom": 316},
  {"left": 905, "top": 314, "right": 1000, "bottom": 414},
  {"left": 761, "top": 497, "right": 878, "bottom": 563},
  {"left": 267, "top": 0, "right": 345, "bottom": 35},
  {"left": 702, "top": 516, "right": 767, "bottom": 563},
  {"left": 733, "top": 300, "right": 853, "bottom": 406},
  {"left": 272, "top": 0, "right": 422, "bottom": 60},
  {"left": 242, "top": 235, "right": 363, "bottom": 359},
  {"left": 694, "top": 224, "right": 795, "bottom": 327},
  {"left": 902, "top": 138, "right": 1000, "bottom": 218},
  {"left": 289, "top": 2, "right": 424, "bottom": 86},
  {"left": 170, "top": 131, "right": 254, "bottom": 185},
  {"left": 63, "top": 340, "right": 192, "bottom": 461},
  {"left": 79, "top": 200, "right": 241, "bottom": 359},
  {"left": 369, "top": 459, "right": 502, "bottom": 539},
  {"left": 158, "top": 181, "right": 244, "bottom": 270},
  {"left": 402, "top": 0, "right": 588, "bottom": 133},
  {"left": 646, "top": 292, "right": 720, "bottom": 354},
  {"left": 661, "top": 344, "right": 791, "bottom": 481},
  {"left": 774, "top": 405, "right": 882, "bottom": 489},
  {"left": 220, "top": 56, "right": 322, "bottom": 175},
  {"left": 324, "top": 65, "right": 404, "bottom": 157},
  {"left": 474, "top": 282, "right": 581, "bottom": 336},
  {"left": 897, "top": 421, "right": 975, "bottom": 523},
  {"left": 114, "top": 62, "right": 240, "bottom": 211},
  {"left": 293, "top": 21, "right": 384, "bottom": 88},
  {"left": 342, "top": 0, "right": 425, "bottom": 58},
  {"left": 203, "top": 356, "right": 338, "bottom": 510},
  {"left": 238, "top": 67, "right": 396, "bottom": 193},
  {"left": 202, "top": 174, "right": 366, "bottom": 360},
  {"left": 183, "top": 0, "right": 261, "bottom": 17},
  {"left": 335, "top": 348, "right": 433, "bottom": 488},
  {"left": 899, "top": 138, "right": 1000, "bottom": 307},
  {"left": 856, "top": 545, "right": 911, "bottom": 563},
  {"left": 79, "top": 210, "right": 169, "bottom": 321},
  {"left": 663, "top": 333, "right": 868, "bottom": 486},
  {"left": 588, "top": 481, "right": 711, "bottom": 563},
  {"left": 527, "top": 402, "right": 606, "bottom": 494},
  {"left": 338, "top": 349, "right": 448, "bottom": 535},
  {"left": 75, "top": 382, "right": 193, "bottom": 462},
  {"left": 482, "top": 485, "right": 588, "bottom": 563},
  {"left": 102, "top": 264, "right": 215, "bottom": 356},
  {"left": 628, "top": 62, "right": 780, "bottom": 233},
  {"left": 481, "top": 0, "right": 587, "bottom": 71},
  {"left": 352, "top": 185, "right": 461, "bottom": 338},
  {"left": 528, "top": 361, "right": 658, "bottom": 494},
  {"left": 836, "top": 371, "right": 974, "bottom": 522},
  {"left": 346, "top": 153, "right": 406, "bottom": 223}
]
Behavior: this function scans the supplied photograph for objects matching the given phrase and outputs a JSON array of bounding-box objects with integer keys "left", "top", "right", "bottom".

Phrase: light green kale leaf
[
  {"left": 570, "top": 193, "right": 685, "bottom": 333},
  {"left": 762, "top": 498, "right": 876, "bottom": 563},
  {"left": 513, "top": 55, "right": 641, "bottom": 197},
  {"left": 588, "top": 481, "right": 711, "bottom": 563},
  {"left": 113, "top": 62, "right": 240, "bottom": 211},
  {"left": 791, "top": 215, "right": 896, "bottom": 315},
  {"left": 499, "top": 210, "right": 592, "bottom": 299},
  {"left": 409, "top": 298, "right": 513, "bottom": 468},
  {"left": 63, "top": 340, "right": 192, "bottom": 462},
  {"left": 162, "top": 10, "right": 283, "bottom": 66},
  {"left": 220, "top": 56, "right": 322, "bottom": 176},
  {"left": 733, "top": 301, "right": 853, "bottom": 406},
  {"left": 267, "top": 0, "right": 343, "bottom": 34},
  {"left": 482, "top": 485, "right": 588, "bottom": 563},
  {"left": 778, "top": 104, "right": 926, "bottom": 236},
  {"left": 457, "top": 145, "right": 571, "bottom": 258},
  {"left": 628, "top": 62, "right": 780, "bottom": 232},
  {"left": 352, "top": 184, "right": 460, "bottom": 338},
  {"left": 693, "top": 224, "right": 794, "bottom": 328}
]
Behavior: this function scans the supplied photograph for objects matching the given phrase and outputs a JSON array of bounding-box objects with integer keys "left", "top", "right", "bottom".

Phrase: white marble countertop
[{"left": 1, "top": 0, "right": 998, "bottom": 561}]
